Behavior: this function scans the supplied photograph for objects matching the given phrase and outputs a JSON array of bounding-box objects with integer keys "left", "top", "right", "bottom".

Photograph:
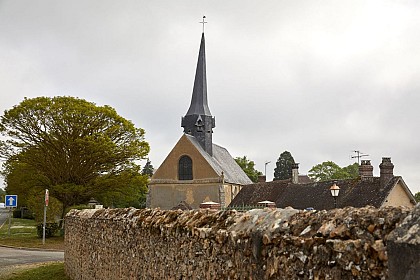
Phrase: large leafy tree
[
  {"left": 308, "top": 161, "right": 359, "bottom": 182},
  {"left": 235, "top": 156, "right": 262, "bottom": 183},
  {"left": 0, "top": 96, "right": 150, "bottom": 217},
  {"left": 273, "top": 151, "right": 295, "bottom": 180}
]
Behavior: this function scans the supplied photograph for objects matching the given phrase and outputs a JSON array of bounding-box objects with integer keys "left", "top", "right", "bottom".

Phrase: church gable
[{"left": 151, "top": 134, "right": 219, "bottom": 181}]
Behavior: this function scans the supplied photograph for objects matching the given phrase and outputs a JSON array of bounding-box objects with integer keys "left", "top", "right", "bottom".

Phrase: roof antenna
[
  {"left": 351, "top": 150, "right": 369, "bottom": 165},
  {"left": 199, "top": 16, "right": 207, "bottom": 33}
]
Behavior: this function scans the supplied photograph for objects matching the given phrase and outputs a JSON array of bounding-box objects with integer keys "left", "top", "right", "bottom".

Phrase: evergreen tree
[
  {"left": 274, "top": 151, "right": 295, "bottom": 180},
  {"left": 414, "top": 192, "right": 420, "bottom": 203},
  {"left": 141, "top": 159, "right": 154, "bottom": 177}
]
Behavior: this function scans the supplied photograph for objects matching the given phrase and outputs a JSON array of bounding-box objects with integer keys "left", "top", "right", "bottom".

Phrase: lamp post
[
  {"left": 330, "top": 183, "right": 340, "bottom": 208},
  {"left": 264, "top": 161, "right": 271, "bottom": 177}
]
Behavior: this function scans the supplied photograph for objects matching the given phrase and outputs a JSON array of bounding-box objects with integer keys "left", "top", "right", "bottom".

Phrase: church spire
[
  {"left": 185, "top": 32, "right": 211, "bottom": 116},
  {"left": 182, "top": 29, "right": 216, "bottom": 156}
]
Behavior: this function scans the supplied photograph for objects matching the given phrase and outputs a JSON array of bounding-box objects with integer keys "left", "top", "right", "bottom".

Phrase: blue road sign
[{"left": 5, "top": 195, "right": 18, "bottom": 207}]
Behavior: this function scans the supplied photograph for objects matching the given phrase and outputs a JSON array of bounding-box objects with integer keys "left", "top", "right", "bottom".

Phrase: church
[{"left": 147, "top": 32, "right": 252, "bottom": 210}]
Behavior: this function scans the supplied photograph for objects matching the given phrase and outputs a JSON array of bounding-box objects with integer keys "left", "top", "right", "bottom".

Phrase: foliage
[
  {"left": 26, "top": 191, "right": 63, "bottom": 223},
  {"left": 234, "top": 156, "right": 263, "bottom": 183},
  {"left": 141, "top": 158, "right": 154, "bottom": 177},
  {"left": 36, "top": 223, "right": 59, "bottom": 238},
  {"left": 0, "top": 188, "right": 5, "bottom": 202},
  {"left": 414, "top": 192, "right": 420, "bottom": 203},
  {"left": 308, "top": 161, "right": 359, "bottom": 182},
  {"left": 95, "top": 165, "right": 148, "bottom": 208},
  {"left": 0, "top": 96, "right": 150, "bottom": 217},
  {"left": 12, "top": 208, "right": 34, "bottom": 219},
  {"left": 342, "top": 163, "right": 359, "bottom": 178},
  {"left": 274, "top": 151, "right": 295, "bottom": 180},
  {"left": 2, "top": 161, "right": 44, "bottom": 207}
]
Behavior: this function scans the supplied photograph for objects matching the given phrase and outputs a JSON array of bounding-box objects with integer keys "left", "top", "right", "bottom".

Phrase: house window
[{"left": 179, "top": 155, "right": 193, "bottom": 180}]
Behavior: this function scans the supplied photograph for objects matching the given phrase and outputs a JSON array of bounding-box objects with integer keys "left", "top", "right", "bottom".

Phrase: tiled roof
[
  {"left": 230, "top": 176, "right": 403, "bottom": 210},
  {"left": 186, "top": 134, "right": 252, "bottom": 185},
  {"left": 298, "top": 175, "right": 313, "bottom": 184},
  {"left": 171, "top": 201, "right": 193, "bottom": 210}
]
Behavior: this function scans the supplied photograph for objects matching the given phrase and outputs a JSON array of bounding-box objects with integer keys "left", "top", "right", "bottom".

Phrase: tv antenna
[{"left": 351, "top": 150, "right": 369, "bottom": 165}]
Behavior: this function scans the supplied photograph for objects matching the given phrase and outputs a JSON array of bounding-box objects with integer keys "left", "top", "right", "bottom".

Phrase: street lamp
[
  {"left": 264, "top": 161, "right": 271, "bottom": 177},
  {"left": 330, "top": 183, "right": 340, "bottom": 208}
]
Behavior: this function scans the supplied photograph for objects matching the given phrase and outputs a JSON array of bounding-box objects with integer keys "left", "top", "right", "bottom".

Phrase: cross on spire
[{"left": 199, "top": 16, "right": 207, "bottom": 33}]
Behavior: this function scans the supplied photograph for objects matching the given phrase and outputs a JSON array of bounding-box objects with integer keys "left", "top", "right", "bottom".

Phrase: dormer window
[{"left": 179, "top": 155, "right": 193, "bottom": 180}]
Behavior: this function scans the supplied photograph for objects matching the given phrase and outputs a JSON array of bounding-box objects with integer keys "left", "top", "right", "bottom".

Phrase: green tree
[
  {"left": 141, "top": 158, "right": 154, "bottom": 178},
  {"left": 308, "top": 161, "right": 359, "bottom": 182},
  {"left": 0, "top": 96, "right": 150, "bottom": 218},
  {"left": 342, "top": 163, "right": 359, "bottom": 178},
  {"left": 414, "top": 192, "right": 420, "bottom": 203},
  {"left": 26, "top": 190, "right": 63, "bottom": 223},
  {"left": 95, "top": 165, "right": 148, "bottom": 208},
  {"left": 2, "top": 161, "right": 45, "bottom": 208},
  {"left": 235, "top": 156, "right": 263, "bottom": 183},
  {"left": 274, "top": 151, "right": 295, "bottom": 180},
  {"left": 0, "top": 187, "right": 5, "bottom": 202}
]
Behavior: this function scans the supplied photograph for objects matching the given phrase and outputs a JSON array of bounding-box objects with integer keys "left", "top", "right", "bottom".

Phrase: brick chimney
[
  {"left": 379, "top": 157, "right": 394, "bottom": 187},
  {"left": 258, "top": 175, "right": 266, "bottom": 183},
  {"left": 292, "top": 163, "right": 299, "bottom": 184},
  {"left": 359, "top": 160, "right": 373, "bottom": 178}
]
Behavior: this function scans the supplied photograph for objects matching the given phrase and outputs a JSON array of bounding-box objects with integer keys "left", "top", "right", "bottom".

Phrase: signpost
[
  {"left": 43, "top": 189, "right": 49, "bottom": 245},
  {"left": 5, "top": 195, "right": 18, "bottom": 236}
]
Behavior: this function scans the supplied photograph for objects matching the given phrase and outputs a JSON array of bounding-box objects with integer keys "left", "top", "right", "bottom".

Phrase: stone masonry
[{"left": 65, "top": 204, "right": 419, "bottom": 279}]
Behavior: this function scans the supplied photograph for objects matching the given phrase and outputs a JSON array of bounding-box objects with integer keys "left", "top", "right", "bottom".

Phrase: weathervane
[{"left": 199, "top": 16, "right": 207, "bottom": 33}]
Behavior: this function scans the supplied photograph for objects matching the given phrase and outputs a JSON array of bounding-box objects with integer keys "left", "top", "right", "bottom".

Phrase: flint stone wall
[{"left": 65, "top": 204, "right": 419, "bottom": 280}]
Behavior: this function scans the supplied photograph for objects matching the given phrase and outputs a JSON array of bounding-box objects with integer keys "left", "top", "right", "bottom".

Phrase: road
[
  {"left": 0, "top": 209, "right": 65, "bottom": 277},
  {"left": 0, "top": 208, "right": 9, "bottom": 228},
  {"left": 0, "top": 246, "right": 64, "bottom": 277}
]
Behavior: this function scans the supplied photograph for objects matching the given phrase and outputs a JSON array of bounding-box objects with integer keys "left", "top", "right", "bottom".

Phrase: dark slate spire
[
  {"left": 182, "top": 32, "right": 216, "bottom": 155},
  {"left": 186, "top": 33, "right": 211, "bottom": 116}
]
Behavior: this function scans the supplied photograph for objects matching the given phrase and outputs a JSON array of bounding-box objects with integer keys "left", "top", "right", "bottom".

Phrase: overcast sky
[{"left": 1, "top": 0, "right": 419, "bottom": 194}]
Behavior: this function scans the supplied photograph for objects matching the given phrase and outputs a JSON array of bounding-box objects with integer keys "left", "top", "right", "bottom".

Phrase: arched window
[{"left": 179, "top": 155, "right": 193, "bottom": 180}]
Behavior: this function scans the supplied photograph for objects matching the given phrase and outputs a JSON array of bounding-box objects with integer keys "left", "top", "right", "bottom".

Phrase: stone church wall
[{"left": 64, "top": 204, "right": 419, "bottom": 280}]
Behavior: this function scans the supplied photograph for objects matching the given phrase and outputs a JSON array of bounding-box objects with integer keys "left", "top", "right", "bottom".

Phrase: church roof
[
  {"left": 185, "top": 33, "right": 211, "bottom": 116},
  {"left": 185, "top": 134, "right": 252, "bottom": 185},
  {"left": 229, "top": 176, "right": 412, "bottom": 210}
]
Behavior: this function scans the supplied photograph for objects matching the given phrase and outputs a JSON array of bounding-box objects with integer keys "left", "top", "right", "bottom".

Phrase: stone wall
[{"left": 65, "top": 204, "right": 419, "bottom": 280}]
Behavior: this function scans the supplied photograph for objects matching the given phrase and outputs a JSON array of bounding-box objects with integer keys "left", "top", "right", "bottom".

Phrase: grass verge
[
  {"left": 0, "top": 217, "right": 64, "bottom": 250},
  {"left": 4, "top": 262, "right": 70, "bottom": 280}
]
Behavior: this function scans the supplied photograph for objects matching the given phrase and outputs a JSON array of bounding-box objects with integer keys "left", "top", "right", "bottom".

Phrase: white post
[
  {"left": 42, "top": 189, "right": 49, "bottom": 245},
  {"left": 42, "top": 204, "right": 46, "bottom": 245},
  {"left": 8, "top": 208, "right": 12, "bottom": 236}
]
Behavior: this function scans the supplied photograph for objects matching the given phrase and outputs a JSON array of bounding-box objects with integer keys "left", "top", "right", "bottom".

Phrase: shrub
[{"left": 37, "top": 223, "right": 59, "bottom": 238}]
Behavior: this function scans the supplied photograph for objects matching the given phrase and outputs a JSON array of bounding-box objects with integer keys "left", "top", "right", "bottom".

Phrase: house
[
  {"left": 147, "top": 32, "right": 252, "bottom": 210},
  {"left": 230, "top": 158, "right": 416, "bottom": 210}
]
